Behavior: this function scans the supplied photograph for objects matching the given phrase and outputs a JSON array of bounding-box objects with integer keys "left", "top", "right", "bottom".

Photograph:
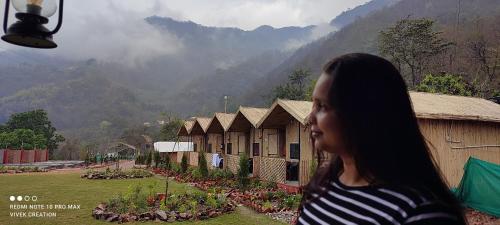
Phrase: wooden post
[{"left": 164, "top": 178, "right": 169, "bottom": 205}]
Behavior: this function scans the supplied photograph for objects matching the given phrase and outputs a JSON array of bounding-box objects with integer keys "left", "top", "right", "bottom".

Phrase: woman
[{"left": 297, "top": 53, "right": 466, "bottom": 225}]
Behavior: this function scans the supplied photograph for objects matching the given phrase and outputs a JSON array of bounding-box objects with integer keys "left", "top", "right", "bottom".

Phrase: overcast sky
[
  {"left": 74, "top": 0, "right": 370, "bottom": 30},
  {"left": 0, "top": 0, "right": 369, "bottom": 64}
]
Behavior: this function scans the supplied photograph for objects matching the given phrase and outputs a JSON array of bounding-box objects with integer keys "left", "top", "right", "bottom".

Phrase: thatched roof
[
  {"left": 207, "top": 112, "right": 236, "bottom": 133},
  {"left": 177, "top": 120, "right": 195, "bottom": 136},
  {"left": 190, "top": 117, "right": 212, "bottom": 135},
  {"left": 410, "top": 92, "right": 500, "bottom": 123},
  {"left": 257, "top": 99, "right": 313, "bottom": 128},
  {"left": 228, "top": 107, "right": 268, "bottom": 132}
]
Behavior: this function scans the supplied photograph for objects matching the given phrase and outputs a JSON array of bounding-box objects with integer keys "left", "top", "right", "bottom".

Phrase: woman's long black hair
[{"left": 300, "top": 53, "right": 465, "bottom": 223}]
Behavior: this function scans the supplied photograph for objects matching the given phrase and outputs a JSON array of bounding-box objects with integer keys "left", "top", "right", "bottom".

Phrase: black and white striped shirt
[{"left": 297, "top": 177, "right": 460, "bottom": 225}]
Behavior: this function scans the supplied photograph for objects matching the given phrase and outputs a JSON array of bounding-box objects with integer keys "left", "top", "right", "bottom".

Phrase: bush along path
[{"left": 92, "top": 183, "right": 236, "bottom": 223}]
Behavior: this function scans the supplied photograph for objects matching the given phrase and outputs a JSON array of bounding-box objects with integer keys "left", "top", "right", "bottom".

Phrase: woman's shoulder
[
  {"left": 326, "top": 179, "right": 462, "bottom": 224},
  {"left": 375, "top": 185, "right": 462, "bottom": 225}
]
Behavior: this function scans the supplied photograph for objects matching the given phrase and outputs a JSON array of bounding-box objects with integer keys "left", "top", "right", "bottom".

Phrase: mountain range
[{"left": 1, "top": 0, "right": 497, "bottom": 143}]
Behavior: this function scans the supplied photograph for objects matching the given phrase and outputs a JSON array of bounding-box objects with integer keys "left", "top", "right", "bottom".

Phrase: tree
[
  {"left": 467, "top": 35, "right": 499, "bottom": 96},
  {"left": 379, "top": 18, "right": 453, "bottom": 86},
  {"left": 237, "top": 154, "right": 250, "bottom": 189},
  {"left": 159, "top": 118, "right": 184, "bottom": 141},
  {"left": 0, "top": 132, "right": 16, "bottom": 149},
  {"left": 305, "top": 78, "right": 317, "bottom": 100},
  {"left": 6, "top": 110, "right": 65, "bottom": 156},
  {"left": 57, "top": 139, "right": 82, "bottom": 160},
  {"left": 271, "top": 68, "right": 312, "bottom": 101},
  {"left": 146, "top": 150, "right": 153, "bottom": 168},
  {"left": 14, "top": 129, "right": 35, "bottom": 150},
  {"left": 153, "top": 150, "right": 161, "bottom": 168},
  {"left": 181, "top": 152, "right": 188, "bottom": 173},
  {"left": 163, "top": 153, "right": 171, "bottom": 170},
  {"left": 33, "top": 134, "right": 47, "bottom": 149},
  {"left": 415, "top": 73, "right": 477, "bottom": 96},
  {"left": 198, "top": 151, "right": 208, "bottom": 178}
]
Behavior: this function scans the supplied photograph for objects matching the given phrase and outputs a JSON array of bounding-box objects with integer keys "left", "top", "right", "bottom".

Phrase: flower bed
[
  {"left": 0, "top": 166, "right": 47, "bottom": 174},
  {"left": 151, "top": 166, "right": 301, "bottom": 224},
  {"left": 81, "top": 168, "right": 153, "bottom": 179},
  {"left": 93, "top": 184, "right": 236, "bottom": 223}
]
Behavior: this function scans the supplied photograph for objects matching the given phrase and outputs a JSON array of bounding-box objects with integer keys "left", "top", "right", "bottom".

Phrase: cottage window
[
  {"left": 208, "top": 144, "right": 212, "bottom": 153},
  {"left": 252, "top": 143, "right": 260, "bottom": 156},
  {"left": 226, "top": 143, "right": 232, "bottom": 154},
  {"left": 193, "top": 144, "right": 197, "bottom": 152},
  {"left": 290, "top": 143, "right": 300, "bottom": 160}
]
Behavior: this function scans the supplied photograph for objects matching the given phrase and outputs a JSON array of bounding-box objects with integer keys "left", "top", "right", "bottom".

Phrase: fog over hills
[{"left": 0, "top": 0, "right": 404, "bottom": 141}]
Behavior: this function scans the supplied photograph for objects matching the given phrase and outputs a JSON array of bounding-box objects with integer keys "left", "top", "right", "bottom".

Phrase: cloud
[
  {"left": 285, "top": 23, "right": 338, "bottom": 51},
  {"left": 0, "top": 0, "right": 370, "bottom": 65},
  {"left": 1, "top": 0, "right": 184, "bottom": 66},
  {"left": 165, "top": 0, "right": 370, "bottom": 30},
  {"left": 51, "top": 0, "right": 184, "bottom": 66}
]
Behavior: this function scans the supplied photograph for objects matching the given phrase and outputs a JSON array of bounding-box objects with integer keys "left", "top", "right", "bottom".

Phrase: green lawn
[{"left": 0, "top": 172, "right": 285, "bottom": 225}]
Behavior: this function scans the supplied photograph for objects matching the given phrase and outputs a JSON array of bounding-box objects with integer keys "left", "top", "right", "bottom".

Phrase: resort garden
[{"left": 129, "top": 150, "right": 303, "bottom": 224}]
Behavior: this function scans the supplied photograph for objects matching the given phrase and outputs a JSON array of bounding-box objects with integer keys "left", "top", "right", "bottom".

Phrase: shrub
[
  {"left": 153, "top": 151, "right": 161, "bottom": 168},
  {"left": 191, "top": 168, "right": 202, "bottom": 180},
  {"left": 209, "top": 168, "right": 233, "bottom": 180},
  {"left": 181, "top": 152, "right": 188, "bottom": 173},
  {"left": 263, "top": 180, "right": 277, "bottom": 189},
  {"left": 170, "top": 162, "right": 181, "bottom": 174},
  {"left": 125, "top": 185, "right": 149, "bottom": 214},
  {"left": 283, "top": 195, "right": 296, "bottom": 209},
  {"left": 206, "top": 195, "right": 218, "bottom": 209},
  {"left": 275, "top": 190, "right": 287, "bottom": 199},
  {"left": 250, "top": 179, "right": 262, "bottom": 189},
  {"left": 163, "top": 154, "right": 171, "bottom": 170},
  {"left": 107, "top": 193, "right": 129, "bottom": 214},
  {"left": 237, "top": 154, "right": 250, "bottom": 189},
  {"left": 135, "top": 155, "right": 145, "bottom": 165},
  {"left": 146, "top": 151, "right": 153, "bottom": 168},
  {"left": 262, "top": 201, "right": 273, "bottom": 211},
  {"left": 198, "top": 151, "right": 208, "bottom": 178}
]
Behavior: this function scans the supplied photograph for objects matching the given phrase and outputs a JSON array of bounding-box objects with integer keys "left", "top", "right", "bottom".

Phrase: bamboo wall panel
[
  {"left": 205, "top": 152, "right": 214, "bottom": 169},
  {"left": 226, "top": 131, "right": 246, "bottom": 155},
  {"left": 189, "top": 152, "right": 199, "bottom": 167},
  {"left": 299, "top": 160, "right": 312, "bottom": 186},
  {"left": 207, "top": 133, "right": 222, "bottom": 153},
  {"left": 259, "top": 157, "right": 286, "bottom": 183},
  {"left": 418, "top": 119, "right": 500, "bottom": 187},
  {"left": 225, "top": 154, "right": 240, "bottom": 174},
  {"left": 253, "top": 156, "right": 261, "bottom": 178},
  {"left": 286, "top": 120, "right": 299, "bottom": 161},
  {"left": 176, "top": 152, "right": 184, "bottom": 163},
  {"left": 192, "top": 135, "right": 204, "bottom": 152},
  {"left": 262, "top": 129, "right": 279, "bottom": 157},
  {"left": 249, "top": 128, "right": 263, "bottom": 158},
  {"left": 238, "top": 135, "right": 246, "bottom": 155}
]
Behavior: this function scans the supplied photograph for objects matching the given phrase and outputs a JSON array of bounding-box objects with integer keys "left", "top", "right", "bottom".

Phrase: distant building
[{"left": 154, "top": 141, "right": 193, "bottom": 163}]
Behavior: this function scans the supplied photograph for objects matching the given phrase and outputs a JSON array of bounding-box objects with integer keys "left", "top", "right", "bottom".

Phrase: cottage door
[
  {"left": 278, "top": 129, "right": 286, "bottom": 158},
  {"left": 238, "top": 135, "right": 245, "bottom": 155}
]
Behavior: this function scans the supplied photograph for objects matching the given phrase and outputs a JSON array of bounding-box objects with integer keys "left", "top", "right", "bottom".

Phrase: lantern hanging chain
[
  {"left": 3, "top": 0, "right": 10, "bottom": 33},
  {"left": 49, "top": 0, "right": 63, "bottom": 35}
]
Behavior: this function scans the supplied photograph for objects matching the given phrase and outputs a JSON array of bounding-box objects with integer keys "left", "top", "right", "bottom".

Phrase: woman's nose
[{"left": 307, "top": 112, "right": 316, "bottom": 126}]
